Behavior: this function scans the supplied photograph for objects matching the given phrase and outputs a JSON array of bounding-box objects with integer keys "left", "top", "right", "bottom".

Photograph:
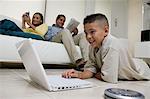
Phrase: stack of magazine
[{"left": 66, "top": 18, "right": 80, "bottom": 32}]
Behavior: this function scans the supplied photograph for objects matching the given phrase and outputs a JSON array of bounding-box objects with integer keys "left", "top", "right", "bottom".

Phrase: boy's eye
[
  {"left": 84, "top": 30, "right": 96, "bottom": 36},
  {"left": 89, "top": 30, "right": 96, "bottom": 35}
]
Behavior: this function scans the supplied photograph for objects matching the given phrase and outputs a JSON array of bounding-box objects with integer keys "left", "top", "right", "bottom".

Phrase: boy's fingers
[
  {"left": 70, "top": 73, "right": 77, "bottom": 78},
  {"left": 68, "top": 69, "right": 75, "bottom": 78},
  {"left": 70, "top": 70, "right": 78, "bottom": 78},
  {"left": 67, "top": 69, "right": 74, "bottom": 78},
  {"left": 62, "top": 69, "right": 76, "bottom": 78},
  {"left": 62, "top": 70, "right": 71, "bottom": 78},
  {"left": 64, "top": 71, "right": 69, "bottom": 78}
]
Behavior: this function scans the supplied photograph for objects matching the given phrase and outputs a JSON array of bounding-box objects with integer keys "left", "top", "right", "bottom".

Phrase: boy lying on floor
[{"left": 62, "top": 13, "right": 150, "bottom": 83}]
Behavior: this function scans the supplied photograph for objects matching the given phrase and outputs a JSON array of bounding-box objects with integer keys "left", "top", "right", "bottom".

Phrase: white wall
[
  {"left": 45, "top": 0, "right": 85, "bottom": 32},
  {"left": 95, "top": 0, "right": 111, "bottom": 29},
  {"left": 85, "top": 0, "right": 95, "bottom": 16},
  {"left": 0, "top": 0, "right": 45, "bottom": 22},
  {"left": 110, "top": 0, "right": 128, "bottom": 38},
  {"left": 95, "top": 0, "right": 128, "bottom": 39},
  {"left": 128, "top": 0, "right": 143, "bottom": 55},
  {"left": 143, "top": 2, "right": 150, "bottom": 30}
]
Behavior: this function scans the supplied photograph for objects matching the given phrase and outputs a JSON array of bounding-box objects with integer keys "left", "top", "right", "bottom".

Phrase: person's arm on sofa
[
  {"left": 22, "top": 14, "right": 26, "bottom": 29},
  {"left": 23, "top": 14, "right": 36, "bottom": 30}
]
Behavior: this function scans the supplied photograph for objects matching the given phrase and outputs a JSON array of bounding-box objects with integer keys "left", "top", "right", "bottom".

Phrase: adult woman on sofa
[{"left": 22, "top": 12, "right": 48, "bottom": 38}]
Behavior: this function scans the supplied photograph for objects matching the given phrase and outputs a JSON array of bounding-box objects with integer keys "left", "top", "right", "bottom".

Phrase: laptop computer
[{"left": 16, "top": 39, "right": 93, "bottom": 91}]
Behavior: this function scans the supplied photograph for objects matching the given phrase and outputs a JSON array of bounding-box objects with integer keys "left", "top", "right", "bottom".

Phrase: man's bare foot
[{"left": 75, "top": 59, "right": 87, "bottom": 71}]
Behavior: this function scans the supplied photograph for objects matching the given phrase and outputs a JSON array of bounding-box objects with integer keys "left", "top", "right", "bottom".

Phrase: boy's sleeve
[
  {"left": 84, "top": 46, "right": 97, "bottom": 73},
  {"left": 84, "top": 59, "right": 97, "bottom": 73},
  {"left": 101, "top": 48, "right": 119, "bottom": 83},
  {"left": 35, "top": 24, "right": 48, "bottom": 37}
]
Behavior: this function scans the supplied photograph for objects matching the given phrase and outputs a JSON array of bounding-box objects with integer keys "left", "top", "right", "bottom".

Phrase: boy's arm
[
  {"left": 62, "top": 46, "right": 97, "bottom": 79},
  {"left": 94, "top": 72, "right": 102, "bottom": 80},
  {"left": 78, "top": 70, "right": 94, "bottom": 79},
  {"left": 62, "top": 69, "right": 94, "bottom": 79},
  {"left": 101, "top": 49, "right": 119, "bottom": 83},
  {"left": 62, "top": 49, "right": 97, "bottom": 79}
]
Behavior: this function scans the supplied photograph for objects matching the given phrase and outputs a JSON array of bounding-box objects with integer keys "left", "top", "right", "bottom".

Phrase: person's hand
[
  {"left": 62, "top": 69, "right": 79, "bottom": 78},
  {"left": 94, "top": 72, "right": 102, "bottom": 80},
  {"left": 22, "top": 13, "right": 27, "bottom": 29},
  {"left": 72, "top": 28, "right": 78, "bottom": 37},
  {"left": 22, "top": 13, "right": 31, "bottom": 24},
  {"left": 22, "top": 14, "right": 25, "bottom": 23},
  {"left": 24, "top": 15, "right": 31, "bottom": 24}
]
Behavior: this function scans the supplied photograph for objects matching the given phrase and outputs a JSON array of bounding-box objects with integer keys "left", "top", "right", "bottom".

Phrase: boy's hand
[
  {"left": 62, "top": 69, "right": 79, "bottom": 78},
  {"left": 94, "top": 72, "right": 102, "bottom": 80}
]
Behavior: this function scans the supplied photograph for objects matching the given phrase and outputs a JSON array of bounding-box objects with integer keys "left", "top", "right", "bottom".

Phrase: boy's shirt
[{"left": 84, "top": 34, "right": 150, "bottom": 83}]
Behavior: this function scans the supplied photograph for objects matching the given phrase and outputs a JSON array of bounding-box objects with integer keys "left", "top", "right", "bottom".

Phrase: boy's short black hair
[
  {"left": 56, "top": 14, "right": 66, "bottom": 21},
  {"left": 83, "top": 13, "right": 109, "bottom": 27}
]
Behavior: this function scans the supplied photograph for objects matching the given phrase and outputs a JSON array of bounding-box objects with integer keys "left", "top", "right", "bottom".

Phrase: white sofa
[{"left": 0, "top": 15, "right": 81, "bottom": 66}]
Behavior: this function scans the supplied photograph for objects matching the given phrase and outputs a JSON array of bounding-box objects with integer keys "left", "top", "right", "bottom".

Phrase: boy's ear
[{"left": 104, "top": 25, "right": 109, "bottom": 36}]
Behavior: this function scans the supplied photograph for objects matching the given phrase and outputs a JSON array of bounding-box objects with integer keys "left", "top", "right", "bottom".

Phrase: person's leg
[
  {"left": 0, "top": 19, "right": 23, "bottom": 32},
  {"left": 51, "top": 31, "right": 62, "bottom": 43},
  {"left": 73, "top": 33, "right": 89, "bottom": 71},
  {"left": 51, "top": 29, "right": 82, "bottom": 64},
  {"left": 73, "top": 33, "right": 89, "bottom": 61}
]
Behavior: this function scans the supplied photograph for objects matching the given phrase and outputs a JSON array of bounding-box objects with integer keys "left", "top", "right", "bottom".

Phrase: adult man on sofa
[{"left": 44, "top": 14, "right": 89, "bottom": 69}]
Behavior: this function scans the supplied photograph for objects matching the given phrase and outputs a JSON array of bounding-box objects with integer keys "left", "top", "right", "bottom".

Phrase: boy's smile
[{"left": 84, "top": 21, "right": 109, "bottom": 48}]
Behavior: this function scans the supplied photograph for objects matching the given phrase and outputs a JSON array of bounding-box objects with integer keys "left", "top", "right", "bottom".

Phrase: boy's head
[{"left": 83, "top": 13, "right": 109, "bottom": 48}]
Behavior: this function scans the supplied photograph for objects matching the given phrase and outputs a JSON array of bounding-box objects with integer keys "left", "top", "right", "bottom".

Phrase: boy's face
[{"left": 84, "top": 21, "right": 109, "bottom": 48}]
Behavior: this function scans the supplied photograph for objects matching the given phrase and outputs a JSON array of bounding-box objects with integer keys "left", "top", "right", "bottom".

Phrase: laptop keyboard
[{"left": 47, "top": 75, "right": 92, "bottom": 91}]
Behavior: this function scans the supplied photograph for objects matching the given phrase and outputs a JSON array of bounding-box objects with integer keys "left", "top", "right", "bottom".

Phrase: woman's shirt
[{"left": 23, "top": 23, "right": 48, "bottom": 38}]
